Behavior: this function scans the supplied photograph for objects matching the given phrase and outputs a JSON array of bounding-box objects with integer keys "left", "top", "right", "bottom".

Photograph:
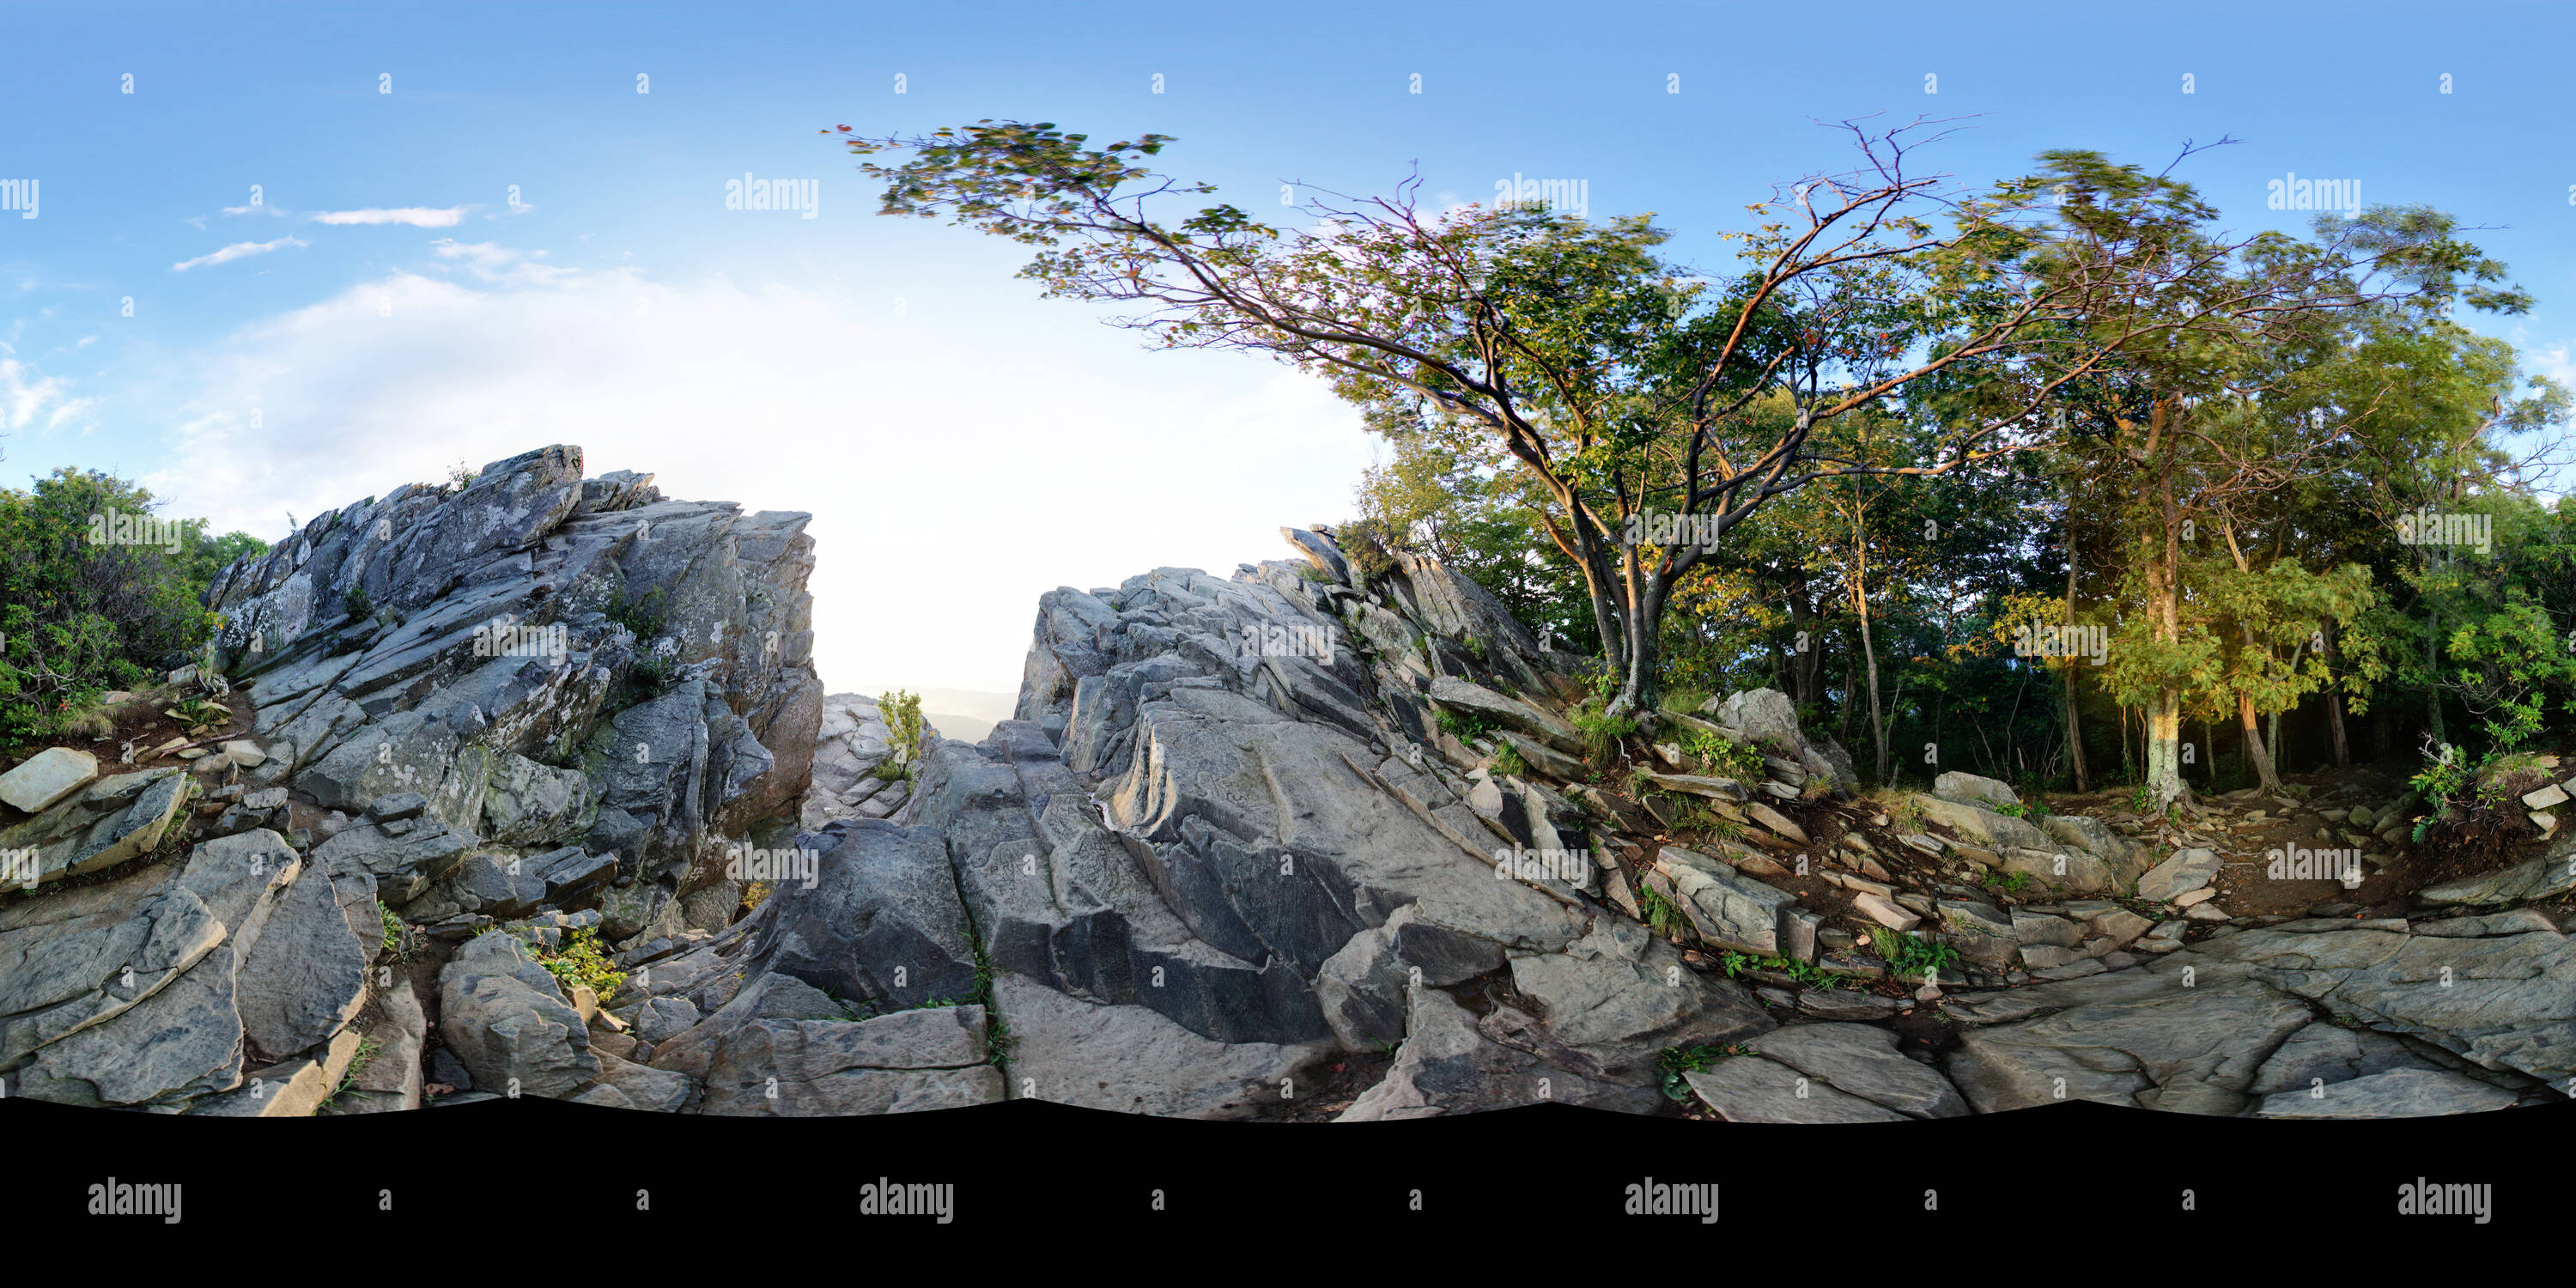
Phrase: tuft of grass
[
  {"left": 317, "top": 1036, "right": 384, "bottom": 1114},
  {"left": 1638, "top": 883, "right": 1691, "bottom": 940},
  {"left": 1569, "top": 702, "right": 1638, "bottom": 770},
  {"left": 1489, "top": 739, "right": 1530, "bottom": 779}
]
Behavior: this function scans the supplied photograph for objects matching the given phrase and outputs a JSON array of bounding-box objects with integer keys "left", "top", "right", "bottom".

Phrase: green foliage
[
  {"left": 1433, "top": 708, "right": 1498, "bottom": 743},
  {"left": 343, "top": 585, "right": 373, "bottom": 623},
  {"left": 530, "top": 928, "right": 628, "bottom": 1000},
  {"left": 1488, "top": 739, "right": 1529, "bottom": 778},
  {"left": 836, "top": 117, "right": 2576, "bottom": 788},
  {"left": 605, "top": 584, "right": 666, "bottom": 641},
  {"left": 1982, "top": 870, "right": 2035, "bottom": 897},
  {"left": 377, "top": 902, "right": 407, "bottom": 960},
  {"left": 318, "top": 1036, "right": 384, "bottom": 1113},
  {"left": 1334, "top": 515, "right": 1404, "bottom": 586},
  {"left": 2407, "top": 740, "right": 2476, "bottom": 817},
  {"left": 1657, "top": 1041, "right": 1759, "bottom": 1101},
  {"left": 879, "top": 689, "right": 927, "bottom": 769},
  {"left": 1638, "top": 884, "right": 1690, "bottom": 940},
  {"left": 1868, "top": 927, "right": 1961, "bottom": 979},
  {"left": 1569, "top": 702, "right": 1637, "bottom": 769},
  {"left": 1680, "top": 726, "right": 1765, "bottom": 781},
  {"left": 0, "top": 468, "right": 261, "bottom": 748},
  {"left": 632, "top": 651, "right": 679, "bottom": 696}
]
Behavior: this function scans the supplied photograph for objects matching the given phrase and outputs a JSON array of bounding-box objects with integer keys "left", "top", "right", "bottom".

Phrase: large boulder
[
  {"left": 1933, "top": 771, "right": 2019, "bottom": 810},
  {"left": 0, "top": 747, "right": 99, "bottom": 815},
  {"left": 0, "top": 768, "right": 191, "bottom": 889},
  {"left": 436, "top": 932, "right": 599, "bottom": 1098}
]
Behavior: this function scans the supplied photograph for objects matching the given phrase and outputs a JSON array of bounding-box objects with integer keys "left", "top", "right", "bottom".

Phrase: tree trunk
[
  {"left": 1855, "top": 543, "right": 1891, "bottom": 786},
  {"left": 1839, "top": 649, "right": 1858, "bottom": 748},
  {"left": 2239, "top": 691, "right": 2283, "bottom": 794},
  {"left": 2146, "top": 513, "right": 2187, "bottom": 807},
  {"left": 2324, "top": 625, "right": 2351, "bottom": 767},
  {"left": 2062, "top": 527, "right": 2087, "bottom": 792},
  {"left": 2147, "top": 690, "right": 2184, "bottom": 811}
]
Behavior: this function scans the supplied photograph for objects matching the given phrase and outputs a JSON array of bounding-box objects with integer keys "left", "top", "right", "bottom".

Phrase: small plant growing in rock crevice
[
  {"left": 605, "top": 584, "right": 666, "bottom": 641},
  {"left": 343, "top": 585, "right": 373, "bottom": 623},
  {"left": 1868, "top": 927, "right": 1959, "bottom": 979},
  {"left": 1638, "top": 883, "right": 1691, "bottom": 940},
  {"left": 528, "top": 927, "right": 627, "bottom": 1000},
  {"left": 1569, "top": 702, "right": 1637, "bottom": 770},
  {"left": 377, "top": 901, "right": 409, "bottom": 960},
  {"left": 1657, "top": 1041, "right": 1758, "bottom": 1101},
  {"left": 1434, "top": 708, "right": 1498, "bottom": 744},
  {"left": 878, "top": 689, "right": 925, "bottom": 779}
]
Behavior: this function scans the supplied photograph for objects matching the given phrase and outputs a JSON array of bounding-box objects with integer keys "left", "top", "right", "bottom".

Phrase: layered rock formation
[
  {"left": 3, "top": 459, "right": 2567, "bottom": 1123},
  {"left": 0, "top": 446, "right": 823, "bottom": 1112}
]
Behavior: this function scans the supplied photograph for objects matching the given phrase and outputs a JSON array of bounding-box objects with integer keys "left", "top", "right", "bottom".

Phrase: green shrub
[
  {"left": 0, "top": 468, "right": 264, "bottom": 748},
  {"left": 1334, "top": 517, "right": 1401, "bottom": 585},
  {"left": 529, "top": 928, "right": 627, "bottom": 999},
  {"left": 343, "top": 585, "right": 373, "bottom": 623},
  {"left": 1680, "top": 726, "right": 1765, "bottom": 780},
  {"left": 605, "top": 584, "right": 666, "bottom": 641},
  {"left": 1868, "top": 927, "right": 1960, "bottom": 979},
  {"left": 1433, "top": 708, "right": 1498, "bottom": 743},
  {"left": 880, "top": 689, "right": 926, "bottom": 768},
  {"left": 1489, "top": 739, "right": 1530, "bottom": 778}
]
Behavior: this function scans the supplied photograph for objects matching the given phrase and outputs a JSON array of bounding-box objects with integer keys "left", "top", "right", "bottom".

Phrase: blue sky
[{"left": 3, "top": 0, "right": 2570, "bottom": 699}]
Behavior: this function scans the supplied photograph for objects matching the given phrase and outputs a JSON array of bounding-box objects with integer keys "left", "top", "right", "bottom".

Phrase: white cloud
[
  {"left": 309, "top": 207, "right": 465, "bottom": 228},
  {"left": 2530, "top": 341, "right": 2575, "bottom": 389},
  {"left": 428, "top": 238, "right": 570, "bottom": 285},
  {"left": 172, "top": 236, "right": 308, "bottom": 272},
  {"left": 0, "top": 355, "right": 94, "bottom": 434},
  {"left": 143, "top": 258, "right": 1373, "bottom": 695}
]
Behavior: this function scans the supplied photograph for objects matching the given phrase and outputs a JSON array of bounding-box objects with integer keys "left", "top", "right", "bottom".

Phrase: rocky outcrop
[
  {"left": 0, "top": 446, "right": 823, "bottom": 1116},
  {"left": 6, "top": 493, "right": 2570, "bottom": 1126},
  {"left": 969, "top": 546, "right": 1776, "bottom": 1117}
]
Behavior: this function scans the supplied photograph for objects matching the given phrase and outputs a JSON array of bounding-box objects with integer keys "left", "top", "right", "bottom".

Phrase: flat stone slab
[
  {"left": 1636, "top": 771, "right": 1749, "bottom": 802},
  {"left": 2418, "top": 851, "right": 2576, "bottom": 908},
  {"left": 1749, "top": 1022, "right": 1969, "bottom": 1118},
  {"left": 2137, "top": 848, "right": 2221, "bottom": 902},
  {"left": 0, "top": 748, "right": 99, "bottom": 814},
  {"left": 1851, "top": 892, "right": 1918, "bottom": 931},
  {"left": 2251, "top": 1067, "right": 2520, "bottom": 1119},
  {"left": 1684, "top": 1054, "right": 1909, "bottom": 1123}
]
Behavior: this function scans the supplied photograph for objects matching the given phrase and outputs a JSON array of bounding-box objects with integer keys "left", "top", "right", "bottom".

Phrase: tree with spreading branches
[{"left": 831, "top": 118, "right": 2501, "bottom": 726}]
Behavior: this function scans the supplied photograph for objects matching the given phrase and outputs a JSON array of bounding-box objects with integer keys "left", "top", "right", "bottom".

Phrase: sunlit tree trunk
[
  {"left": 2063, "top": 526, "right": 2088, "bottom": 792},
  {"left": 2239, "top": 690, "right": 2283, "bottom": 794}
]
